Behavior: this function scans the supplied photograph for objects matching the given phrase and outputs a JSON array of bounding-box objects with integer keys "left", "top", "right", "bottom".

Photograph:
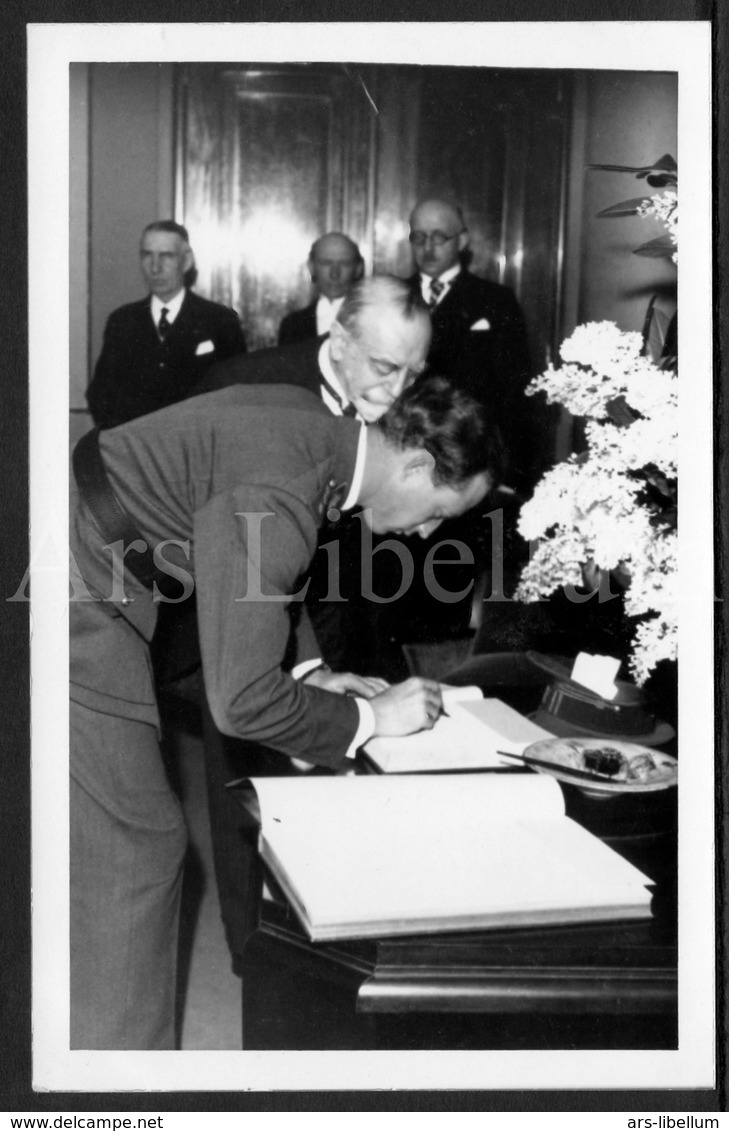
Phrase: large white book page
[
  {"left": 249, "top": 772, "right": 653, "bottom": 940},
  {"left": 364, "top": 688, "right": 555, "bottom": 773}
]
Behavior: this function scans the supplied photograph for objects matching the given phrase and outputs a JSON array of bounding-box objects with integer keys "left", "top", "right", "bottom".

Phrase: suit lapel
[
  {"left": 431, "top": 271, "right": 470, "bottom": 329},
  {"left": 166, "top": 290, "right": 196, "bottom": 343},
  {"left": 139, "top": 297, "right": 162, "bottom": 350}
]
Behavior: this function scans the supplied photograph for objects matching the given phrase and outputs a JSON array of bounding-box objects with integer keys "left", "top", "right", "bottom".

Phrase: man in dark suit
[
  {"left": 70, "top": 376, "right": 498, "bottom": 1048},
  {"left": 86, "top": 220, "right": 247, "bottom": 429},
  {"left": 277, "top": 231, "right": 363, "bottom": 346},
  {"left": 407, "top": 198, "right": 533, "bottom": 488},
  {"left": 394, "top": 199, "right": 536, "bottom": 650}
]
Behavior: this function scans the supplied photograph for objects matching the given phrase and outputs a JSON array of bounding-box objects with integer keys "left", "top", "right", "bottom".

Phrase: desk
[{"left": 239, "top": 779, "right": 677, "bottom": 1050}]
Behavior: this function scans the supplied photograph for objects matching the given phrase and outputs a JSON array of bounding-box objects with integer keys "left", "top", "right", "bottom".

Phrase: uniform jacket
[
  {"left": 277, "top": 300, "right": 318, "bottom": 346},
  {"left": 172, "top": 335, "right": 371, "bottom": 680},
  {"left": 70, "top": 384, "right": 361, "bottom": 769},
  {"left": 86, "top": 289, "right": 247, "bottom": 429}
]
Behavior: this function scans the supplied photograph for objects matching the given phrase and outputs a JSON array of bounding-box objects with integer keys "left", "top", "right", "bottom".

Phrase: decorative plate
[{"left": 521, "top": 738, "right": 678, "bottom": 796}]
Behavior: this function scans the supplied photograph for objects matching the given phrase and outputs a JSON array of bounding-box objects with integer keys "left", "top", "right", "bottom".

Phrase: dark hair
[
  {"left": 143, "top": 219, "right": 191, "bottom": 244},
  {"left": 336, "top": 275, "right": 429, "bottom": 336},
  {"left": 142, "top": 220, "right": 197, "bottom": 287},
  {"left": 377, "top": 374, "right": 502, "bottom": 487}
]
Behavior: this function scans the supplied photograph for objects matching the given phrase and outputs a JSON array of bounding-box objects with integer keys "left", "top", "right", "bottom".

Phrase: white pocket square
[
  {"left": 196, "top": 339, "right": 215, "bottom": 356},
  {"left": 470, "top": 318, "right": 491, "bottom": 331}
]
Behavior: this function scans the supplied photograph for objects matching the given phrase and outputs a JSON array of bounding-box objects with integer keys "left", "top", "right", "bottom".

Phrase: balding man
[
  {"left": 186, "top": 275, "right": 431, "bottom": 675},
  {"left": 278, "top": 232, "right": 364, "bottom": 345},
  {"left": 407, "top": 198, "right": 534, "bottom": 489},
  {"left": 154, "top": 275, "right": 431, "bottom": 691}
]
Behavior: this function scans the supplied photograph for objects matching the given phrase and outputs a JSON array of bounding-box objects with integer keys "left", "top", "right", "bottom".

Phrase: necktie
[
  {"left": 158, "top": 307, "right": 171, "bottom": 340},
  {"left": 342, "top": 403, "right": 358, "bottom": 419},
  {"left": 428, "top": 279, "right": 444, "bottom": 309}
]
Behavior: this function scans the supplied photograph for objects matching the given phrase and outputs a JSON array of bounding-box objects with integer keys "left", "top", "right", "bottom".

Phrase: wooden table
[{"left": 238, "top": 777, "right": 678, "bottom": 1050}]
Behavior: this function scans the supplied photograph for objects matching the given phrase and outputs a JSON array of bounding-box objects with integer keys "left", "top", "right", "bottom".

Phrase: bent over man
[{"left": 69, "top": 376, "right": 499, "bottom": 1049}]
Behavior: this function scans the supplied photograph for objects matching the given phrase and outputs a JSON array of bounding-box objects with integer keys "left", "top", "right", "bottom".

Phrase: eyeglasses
[{"left": 408, "top": 229, "right": 465, "bottom": 248}]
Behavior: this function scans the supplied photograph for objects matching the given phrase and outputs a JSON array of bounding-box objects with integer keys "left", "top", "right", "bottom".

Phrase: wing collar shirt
[
  {"left": 315, "top": 295, "right": 345, "bottom": 337},
  {"left": 419, "top": 262, "right": 461, "bottom": 308},
  {"left": 151, "top": 288, "right": 186, "bottom": 329},
  {"left": 318, "top": 337, "right": 359, "bottom": 418}
]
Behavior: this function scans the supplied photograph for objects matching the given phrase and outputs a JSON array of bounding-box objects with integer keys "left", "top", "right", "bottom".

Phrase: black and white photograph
[{"left": 22, "top": 17, "right": 718, "bottom": 1104}]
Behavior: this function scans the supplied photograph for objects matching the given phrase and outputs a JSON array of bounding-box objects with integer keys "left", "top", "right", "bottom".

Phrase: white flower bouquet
[{"left": 514, "top": 321, "right": 678, "bottom": 684}]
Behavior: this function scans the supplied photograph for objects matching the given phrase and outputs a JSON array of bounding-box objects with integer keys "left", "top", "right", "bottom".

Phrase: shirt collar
[
  {"left": 318, "top": 338, "right": 351, "bottom": 415},
  {"left": 151, "top": 288, "right": 186, "bottom": 323},
  {"left": 315, "top": 295, "right": 344, "bottom": 336},
  {"left": 419, "top": 263, "right": 461, "bottom": 302},
  {"left": 341, "top": 423, "right": 367, "bottom": 511}
]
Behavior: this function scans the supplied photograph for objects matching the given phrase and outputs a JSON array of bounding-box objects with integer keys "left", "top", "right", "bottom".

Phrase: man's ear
[
  {"left": 457, "top": 229, "right": 470, "bottom": 255},
  {"left": 354, "top": 258, "right": 365, "bottom": 282},
  {"left": 401, "top": 448, "right": 436, "bottom": 479},
  {"left": 183, "top": 246, "right": 195, "bottom": 273}
]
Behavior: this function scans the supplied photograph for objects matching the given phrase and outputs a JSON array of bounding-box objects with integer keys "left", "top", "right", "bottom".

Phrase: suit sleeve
[
  {"left": 193, "top": 482, "right": 360, "bottom": 768},
  {"left": 214, "top": 306, "right": 247, "bottom": 360},
  {"left": 490, "top": 291, "right": 545, "bottom": 490},
  {"left": 277, "top": 312, "right": 295, "bottom": 347},
  {"left": 86, "top": 311, "right": 126, "bottom": 429},
  {"left": 278, "top": 306, "right": 317, "bottom": 346},
  {"left": 492, "top": 289, "right": 531, "bottom": 400}
]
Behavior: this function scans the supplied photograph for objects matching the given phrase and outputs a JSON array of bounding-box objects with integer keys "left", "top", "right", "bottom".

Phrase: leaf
[
  {"left": 587, "top": 154, "right": 677, "bottom": 176},
  {"left": 644, "top": 305, "right": 671, "bottom": 364},
  {"left": 645, "top": 172, "right": 678, "bottom": 188},
  {"left": 648, "top": 154, "right": 678, "bottom": 172},
  {"left": 645, "top": 472, "right": 675, "bottom": 499},
  {"left": 605, "top": 395, "right": 640, "bottom": 427},
  {"left": 597, "top": 197, "right": 652, "bottom": 217},
  {"left": 588, "top": 163, "right": 656, "bottom": 173},
  {"left": 634, "top": 235, "right": 676, "bottom": 258}
]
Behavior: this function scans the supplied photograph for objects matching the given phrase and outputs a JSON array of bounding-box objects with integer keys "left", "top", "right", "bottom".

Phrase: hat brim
[
  {"left": 531, "top": 708, "right": 675, "bottom": 747},
  {"left": 526, "top": 651, "right": 578, "bottom": 683},
  {"left": 525, "top": 650, "right": 636, "bottom": 696}
]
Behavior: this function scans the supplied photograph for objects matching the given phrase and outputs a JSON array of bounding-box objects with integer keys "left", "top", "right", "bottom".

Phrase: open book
[
  {"left": 236, "top": 773, "right": 654, "bottom": 942},
  {"left": 364, "top": 686, "right": 555, "bottom": 773}
]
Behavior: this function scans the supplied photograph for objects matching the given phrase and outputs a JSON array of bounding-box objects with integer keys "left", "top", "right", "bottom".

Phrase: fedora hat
[{"left": 526, "top": 651, "right": 675, "bottom": 747}]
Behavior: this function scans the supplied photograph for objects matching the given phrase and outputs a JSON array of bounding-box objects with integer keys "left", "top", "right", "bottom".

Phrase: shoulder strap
[{"left": 72, "top": 428, "right": 166, "bottom": 590}]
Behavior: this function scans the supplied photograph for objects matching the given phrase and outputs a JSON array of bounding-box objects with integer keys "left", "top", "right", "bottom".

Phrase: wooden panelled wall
[
  {"left": 177, "top": 63, "right": 569, "bottom": 389},
  {"left": 76, "top": 64, "right": 677, "bottom": 468}
]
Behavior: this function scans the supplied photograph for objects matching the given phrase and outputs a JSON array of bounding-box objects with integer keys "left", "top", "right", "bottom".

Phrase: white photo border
[{"left": 28, "top": 19, "right": 715, "bottom": 1094}]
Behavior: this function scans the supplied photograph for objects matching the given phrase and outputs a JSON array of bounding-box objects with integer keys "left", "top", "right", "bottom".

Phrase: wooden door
[
  {"left": 177, "top": 64, "right": 376, "bottom": 350},
  {"left": 176, "top": 63, "right": 570, "bottom": 467}
]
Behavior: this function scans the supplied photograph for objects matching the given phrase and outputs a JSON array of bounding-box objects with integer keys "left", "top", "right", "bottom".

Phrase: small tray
[{"left": 521, "top": 738, "right": 678, "bottom": 796}]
